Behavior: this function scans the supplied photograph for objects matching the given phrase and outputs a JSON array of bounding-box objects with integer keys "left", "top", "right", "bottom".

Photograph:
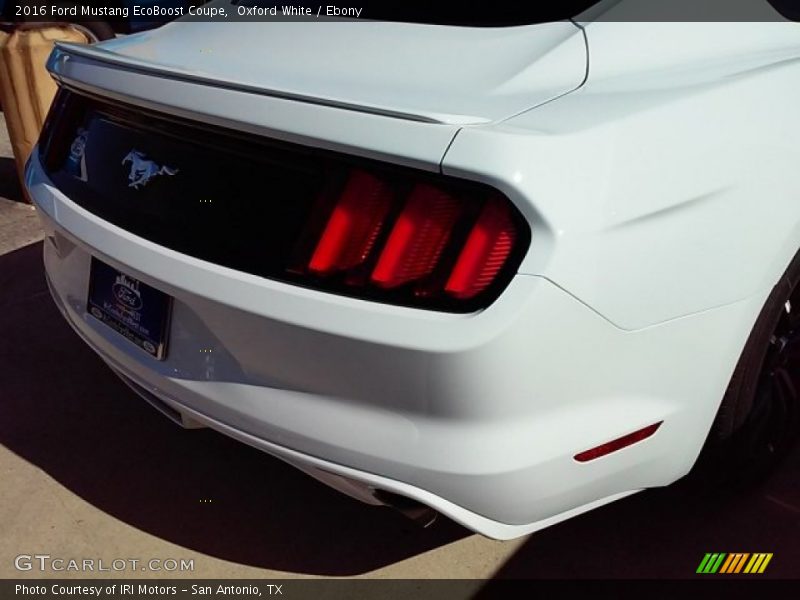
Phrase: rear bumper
[{"left": 27, "top": 149, "right": 762, "bottom": 538}]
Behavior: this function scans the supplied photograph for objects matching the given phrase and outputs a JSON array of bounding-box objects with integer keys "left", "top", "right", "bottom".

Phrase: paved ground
[
  {"left": 0, "top": 124, "right": 43, "bottom": 255},
  {"left": 1, "top": 115, "right": 798, "bottom": 583}
]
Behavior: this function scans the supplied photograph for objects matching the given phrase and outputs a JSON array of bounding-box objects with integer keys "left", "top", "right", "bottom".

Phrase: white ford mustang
[{"left": 26, "top": 0, "right": 800, "bottom": 539}]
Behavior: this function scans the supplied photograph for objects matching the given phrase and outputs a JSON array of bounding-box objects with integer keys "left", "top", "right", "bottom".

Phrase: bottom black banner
[{"left": 2, "top": 579, "right": 800, "bottom": 600}]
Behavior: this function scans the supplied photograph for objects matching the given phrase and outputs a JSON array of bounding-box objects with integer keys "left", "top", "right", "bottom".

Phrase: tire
[{"left": 692, "top": 248, "right": 800, "bottom": 487}]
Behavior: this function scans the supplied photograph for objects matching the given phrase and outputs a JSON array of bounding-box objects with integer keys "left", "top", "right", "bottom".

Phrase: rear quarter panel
[{"left": 443, "top": 21, "right": 800, "bottom": 330}]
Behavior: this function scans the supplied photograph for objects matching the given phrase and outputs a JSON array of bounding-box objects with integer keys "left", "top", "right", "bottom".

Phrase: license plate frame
[{"left": 87, "top": 258, "right": 172, "bottom": 360}]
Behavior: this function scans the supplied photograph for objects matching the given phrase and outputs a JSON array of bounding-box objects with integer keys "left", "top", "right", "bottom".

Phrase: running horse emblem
[{"left": 122, "top": 150, "right": 179, "bottom": 189}]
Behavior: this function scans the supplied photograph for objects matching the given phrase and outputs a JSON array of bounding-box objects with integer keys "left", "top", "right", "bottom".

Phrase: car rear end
[{"left": 25, "top": 17, "right": 751, "bottom": 539}]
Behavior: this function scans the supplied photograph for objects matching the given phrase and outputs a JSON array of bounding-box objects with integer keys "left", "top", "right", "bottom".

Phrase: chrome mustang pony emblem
[{"left": 122, "top": 150, "right": 179, "bottom": 189}]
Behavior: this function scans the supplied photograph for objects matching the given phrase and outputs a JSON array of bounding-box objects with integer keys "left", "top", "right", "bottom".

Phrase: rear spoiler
[{"left": 48, "top": 42, "right": 455, "bottom": 124}]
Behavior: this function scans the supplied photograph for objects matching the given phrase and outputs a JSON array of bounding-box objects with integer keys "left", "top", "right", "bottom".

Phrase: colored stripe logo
[{"left": 697, "top": 553, "right": 773, "bottom": 574}]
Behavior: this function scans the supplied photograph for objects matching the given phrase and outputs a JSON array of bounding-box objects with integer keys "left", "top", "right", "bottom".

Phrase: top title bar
[{"left": 2, "top": 0, "right": 799, "bottom": 24}]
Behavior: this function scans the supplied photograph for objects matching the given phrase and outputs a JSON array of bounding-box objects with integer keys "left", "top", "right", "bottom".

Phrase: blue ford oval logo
[{"left": 113, "top": 274, "right": 143, "bottom": 311}]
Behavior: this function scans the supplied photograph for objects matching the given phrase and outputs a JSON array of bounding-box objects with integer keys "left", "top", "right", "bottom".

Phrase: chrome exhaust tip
[{"left": 373, "top": 490, "right": 438, "bottom": 528}]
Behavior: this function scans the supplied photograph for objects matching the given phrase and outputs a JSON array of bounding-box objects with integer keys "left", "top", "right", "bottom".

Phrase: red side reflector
[
  {"left": 445, "top": 196, "right": 517, "bottom": 299},
  {"left": 574, "top": 422, "right": 662, "bottom": 463},
  {"left": 371, "top": 183, "right": 460, "bottom": 289},
  {"left": 308, "top": 170, "right": 393, "bottom": 275}
]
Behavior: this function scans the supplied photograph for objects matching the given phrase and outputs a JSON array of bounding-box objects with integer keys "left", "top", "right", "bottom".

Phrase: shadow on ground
[
  {"left": 2, "top": 242, "right": 799, "bottom": 578},
  {"left": 490, "top": 454, "right": 800, "bottom": 579},
  {"left": 0, "top": 243, "right": 469, "bottom": 576}
]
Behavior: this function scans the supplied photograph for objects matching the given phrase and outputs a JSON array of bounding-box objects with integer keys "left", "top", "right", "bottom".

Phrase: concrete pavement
[{"left": 0, "top": 123, "right": 43, "bottom": 255}]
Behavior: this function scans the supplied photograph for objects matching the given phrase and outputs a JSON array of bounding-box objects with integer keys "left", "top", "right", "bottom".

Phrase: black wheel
[{"left": 693, "top": 249, "right": 800, "bottom": 486}]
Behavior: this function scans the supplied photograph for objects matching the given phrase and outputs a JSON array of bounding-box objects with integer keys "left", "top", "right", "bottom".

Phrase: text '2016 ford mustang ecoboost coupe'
[{"left": 26, "top": 0, "right": 800, "bottom": 538}]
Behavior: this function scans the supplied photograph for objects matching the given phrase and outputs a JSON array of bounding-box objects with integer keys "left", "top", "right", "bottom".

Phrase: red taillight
[
  {"left": 298, "top": 167, "right": 529, "bottom": 311},
  {"left": 308, "top": 170, "right": 393, "bottom": 275},
  {"left": 371, "top": 183, "right": 460, "bottom": 289},
  {"left": 445, "top": 196, "right": 517, "bottom": 300},
  {"left": 573, "top": 422, "right": 663, "bottom": 463}
]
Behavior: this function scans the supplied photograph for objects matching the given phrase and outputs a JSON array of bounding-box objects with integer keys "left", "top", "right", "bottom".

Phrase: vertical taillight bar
[
  {"left": 445, "top": 196, "right": 517, "bottom": 299},
  {"left": 371, "top": 183, "right": 460, "bottom": 289},
  {"left": 308, "top": 170, "right": 393, "bottom": 275}
]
